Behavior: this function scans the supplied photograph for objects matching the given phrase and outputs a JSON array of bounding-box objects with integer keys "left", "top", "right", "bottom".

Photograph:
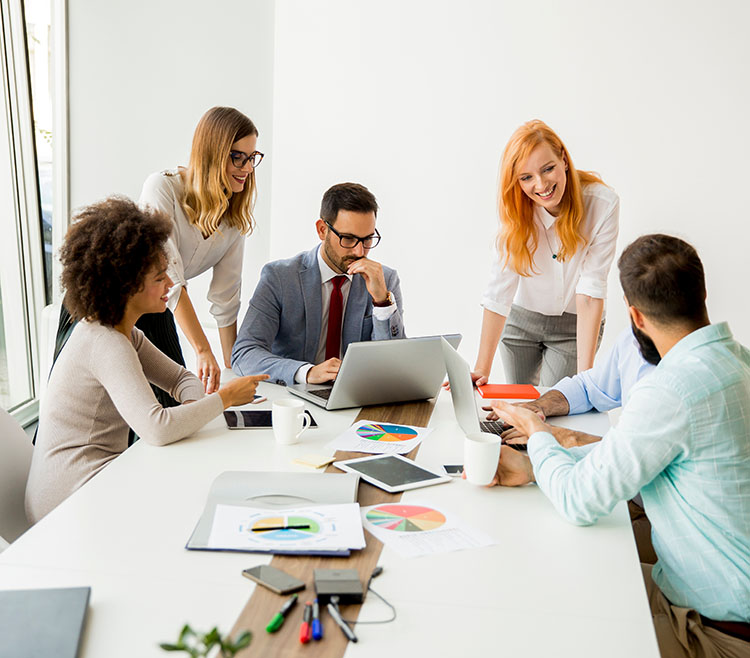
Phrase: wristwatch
[{"left": 373, "top": 291, "right": 394, "bottom": 308}]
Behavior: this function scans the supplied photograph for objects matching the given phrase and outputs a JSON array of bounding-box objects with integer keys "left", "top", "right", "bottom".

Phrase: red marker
[{"left": 299, "top": 601, "right": 312, "bottom": 643}]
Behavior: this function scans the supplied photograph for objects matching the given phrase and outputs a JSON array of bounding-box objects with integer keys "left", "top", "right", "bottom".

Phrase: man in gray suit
[{"left": 231, "top": 182, "right": 405, "bottom": 386}]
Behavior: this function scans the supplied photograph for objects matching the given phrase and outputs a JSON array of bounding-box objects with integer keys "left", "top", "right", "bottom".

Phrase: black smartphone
[
  {"left": 442, "top": 464, "right": 463, "bottom": 477},
  {"left": 224, "top": 410, "right": 318, "bottom": 430},
  {"left": 242, "top": 565, "right": 306, "bottom": 595}
]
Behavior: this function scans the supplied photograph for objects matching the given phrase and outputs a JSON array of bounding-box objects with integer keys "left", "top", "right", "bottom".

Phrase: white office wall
[
  {"left": 67, "top": 0, "right": 275, "bottom": 325},
  {"left": 270, "top": 0, "right": 750, "bottom": 374}
]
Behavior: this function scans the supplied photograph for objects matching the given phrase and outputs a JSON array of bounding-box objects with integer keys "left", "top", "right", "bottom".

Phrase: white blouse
[
  {"left": 139, "top": 170, "right": 245, "bottom": 327},
  {"left": 482, "top": 183, "right": 619, "bottom": 317}
]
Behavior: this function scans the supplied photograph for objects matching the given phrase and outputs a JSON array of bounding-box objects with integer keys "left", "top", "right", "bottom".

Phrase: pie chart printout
[
  {"left": 356, "top": 423, "right": 419, "bottom": 442},
  {"left": 250, "top": 515, "right": 321, "bottom": 542},
  {"left": 366, "top": 504, "right": 447, "bottom": 532}
]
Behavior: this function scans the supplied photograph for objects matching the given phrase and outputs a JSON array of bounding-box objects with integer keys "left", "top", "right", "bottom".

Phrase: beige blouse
[
  {"left": 139, "top": 169, "right": 246, "bottom": 328},
  {"left": 25, "top": 321, "right": 223, "bottom": 523}
]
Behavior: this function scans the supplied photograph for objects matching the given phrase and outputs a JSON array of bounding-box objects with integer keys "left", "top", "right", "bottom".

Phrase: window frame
[{"left": 0, "top": 0, "right": 68, "bottom": 426}]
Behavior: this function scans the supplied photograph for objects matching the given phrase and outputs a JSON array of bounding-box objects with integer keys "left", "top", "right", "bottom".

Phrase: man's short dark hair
[
  {"left": 320, "top": 182, "right": 378, "bottom": 225},
  {"left": 60, "top": 196, "right": 172, "bottom": 327},
  {"left": 618, "top": 234, "right": 707, "bottom": 326}
]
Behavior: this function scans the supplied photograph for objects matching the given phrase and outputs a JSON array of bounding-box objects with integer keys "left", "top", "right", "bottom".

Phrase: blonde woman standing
[
  {"left": 139, "top": 106, "right": 262, "bottom": 399},
  {"left": 474, "top": 120, "right": 619, "bottom": 387}
]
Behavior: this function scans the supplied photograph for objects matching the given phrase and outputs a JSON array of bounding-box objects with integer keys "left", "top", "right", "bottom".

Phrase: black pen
[
  {"left": 327, "top": 596, "right": 357, "bottom": 643},
  {"left": 252, "top": 524, "right": 311, "bottom": 532}
]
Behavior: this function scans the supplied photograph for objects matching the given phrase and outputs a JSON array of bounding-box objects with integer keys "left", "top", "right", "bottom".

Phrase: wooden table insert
[{"left": 232, "top": 399, "right": 437, "bottom": 657}]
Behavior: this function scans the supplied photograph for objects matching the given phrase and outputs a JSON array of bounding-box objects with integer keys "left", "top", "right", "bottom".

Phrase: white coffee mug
[
  {"left": 463, "top": 432, "right": 502, "bottom": 485},
  {"left": 272, "top": 398, "right": 310, "bottom": 445}
]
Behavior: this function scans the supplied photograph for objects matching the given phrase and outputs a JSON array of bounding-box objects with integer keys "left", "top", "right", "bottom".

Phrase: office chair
[{"left": 0, "top": 407, "right": 33, "bottom": 549}]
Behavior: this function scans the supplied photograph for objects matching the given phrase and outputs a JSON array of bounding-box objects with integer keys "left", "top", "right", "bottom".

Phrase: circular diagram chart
[
  {"left": 366, "top": 504, "right": 446, "bottom": 532},
  {"left": 250, "top": 515, "right": 321, "bottom": 542},
  {"left": 356, "top": 423, "right": 418, "bottom": 442}
]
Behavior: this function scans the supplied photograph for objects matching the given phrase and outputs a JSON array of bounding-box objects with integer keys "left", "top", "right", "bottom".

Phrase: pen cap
[{"left": 266, "top": 613, "right": 284, "bottom": 633}]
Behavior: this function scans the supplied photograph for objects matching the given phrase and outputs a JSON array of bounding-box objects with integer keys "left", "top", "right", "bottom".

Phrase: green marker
[{"left": 266, "top": 594, "right": 298, "bottom": 633}]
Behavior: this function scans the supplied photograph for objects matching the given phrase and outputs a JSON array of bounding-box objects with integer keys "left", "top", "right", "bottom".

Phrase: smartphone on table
[{"left": 242, "top": 565, "right": 306, "bottom": 595}]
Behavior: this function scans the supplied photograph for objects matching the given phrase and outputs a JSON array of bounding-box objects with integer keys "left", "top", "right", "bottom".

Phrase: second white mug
[{"left": 272, "top": 398, "right": 310, "bottom": 445}]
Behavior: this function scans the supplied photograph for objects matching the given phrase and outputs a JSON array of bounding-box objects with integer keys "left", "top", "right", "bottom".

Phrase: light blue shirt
[
  {"left": 528, "top": 323, "right": 750, "bottom": 622},
  {"left": 553, "top": 328, "right": 655, "bottom": 414}
]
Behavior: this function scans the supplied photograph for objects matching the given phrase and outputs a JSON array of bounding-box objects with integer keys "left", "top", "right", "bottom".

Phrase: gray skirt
[{"left": 499, "top": 304, "right": 604, "bottom": 386}]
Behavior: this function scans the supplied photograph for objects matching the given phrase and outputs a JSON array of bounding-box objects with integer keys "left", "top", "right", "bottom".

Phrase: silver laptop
[
  {"left": 288, "top": 334, "right": 461, "bottom": 410},
  {"left": 440, "top": 337, "right": 517, "bottom": 440}
]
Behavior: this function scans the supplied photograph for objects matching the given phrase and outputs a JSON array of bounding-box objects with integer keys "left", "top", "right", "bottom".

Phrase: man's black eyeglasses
[
  {"left": 325, "top": 221, "right": 381, "bottom": 249},
  {"left": 229, "top": 150, "right": 264, "bottom": 169}
]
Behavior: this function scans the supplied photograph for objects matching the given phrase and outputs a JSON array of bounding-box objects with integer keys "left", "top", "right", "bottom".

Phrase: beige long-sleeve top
[
  {"left": 139, "top": 170, "right": 245, "bottom": 327},
  {"left": 25, "top": 321, "right": 224, "bottom": 523}
]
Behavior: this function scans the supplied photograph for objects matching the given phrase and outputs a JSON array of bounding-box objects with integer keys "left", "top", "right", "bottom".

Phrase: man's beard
[
  {"left": 324, "top": 236, "right": 361, "bottom": 274},
  {"left": 631, "top": 321, "right": 661, "bottom": 365}
]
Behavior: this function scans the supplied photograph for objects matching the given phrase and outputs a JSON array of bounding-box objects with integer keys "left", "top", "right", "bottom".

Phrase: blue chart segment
[
  {"left": 356, "top": 423, "right": 418, "bottom": 442},
  {"left": 250, "top": 515, "right": 321, "bottom": 542}
]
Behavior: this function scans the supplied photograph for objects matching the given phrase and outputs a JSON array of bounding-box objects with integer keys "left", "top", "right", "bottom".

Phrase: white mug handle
[{"left": 295, "top": 411, "right": 311, "bottom": 439}]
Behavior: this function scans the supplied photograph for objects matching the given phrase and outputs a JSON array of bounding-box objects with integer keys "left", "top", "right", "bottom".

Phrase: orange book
[{"left": 476, "top": 384, "right": 540, "bottom": 399}]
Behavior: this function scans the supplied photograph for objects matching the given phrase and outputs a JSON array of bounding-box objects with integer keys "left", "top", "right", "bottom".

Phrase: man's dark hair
[
  {"left": 618, "top": 234, "right": 708, "bottom": 327},
  {"left": 60, "top": 196, "right": 172, "bottom": 327},
  {"left": 320, "top": 182, "right": 378, "bottom": 225}
]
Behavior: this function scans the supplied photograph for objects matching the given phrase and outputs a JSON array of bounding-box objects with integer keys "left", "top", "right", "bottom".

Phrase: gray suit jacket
[{"left": 231, "top": 246, "right": 405, "bottom": 385}]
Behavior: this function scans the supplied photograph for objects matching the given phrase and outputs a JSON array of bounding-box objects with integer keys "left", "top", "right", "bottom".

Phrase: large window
[{"left": 0, "top": 0, "right": 65, "bottom": 424}]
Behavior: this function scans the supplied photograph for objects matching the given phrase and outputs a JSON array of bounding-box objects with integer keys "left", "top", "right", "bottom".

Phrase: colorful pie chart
[
  {"left": 249, "top": 515, "right": 320, "bottom": 541},
  {"left": 356, "top": 423, "right": 418, "bottom": 442},
  {"left": 366, "top": 504, "right": 446, "bottom": 532}
]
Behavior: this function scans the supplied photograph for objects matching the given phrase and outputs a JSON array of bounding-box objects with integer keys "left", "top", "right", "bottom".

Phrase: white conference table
[{"left": 0, "top": 382, "right": 659, "bottom": 657}]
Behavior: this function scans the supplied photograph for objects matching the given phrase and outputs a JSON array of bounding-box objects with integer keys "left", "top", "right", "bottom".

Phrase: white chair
[{"left": 0, "top": 407, "right": 33, "bottom": 549}]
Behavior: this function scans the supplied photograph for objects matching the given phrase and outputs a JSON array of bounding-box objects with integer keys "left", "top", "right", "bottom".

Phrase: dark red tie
[{"left": 325, "top": 276, "right": 347, "bottom": 360}]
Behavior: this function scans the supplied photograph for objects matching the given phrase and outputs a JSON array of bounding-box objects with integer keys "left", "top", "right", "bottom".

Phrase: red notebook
[{"left": 476, "top": 384, "right": 540, "bottom": 399}]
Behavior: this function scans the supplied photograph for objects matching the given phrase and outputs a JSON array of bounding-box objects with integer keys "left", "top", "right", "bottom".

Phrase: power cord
[{"left": 341, "top": 566, "right": 397, "bottom": 625}]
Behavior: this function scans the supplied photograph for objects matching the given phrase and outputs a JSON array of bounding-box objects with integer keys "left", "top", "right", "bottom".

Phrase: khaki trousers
[{"left": 642, "top": 564, "right": 750, "bottom": 657}]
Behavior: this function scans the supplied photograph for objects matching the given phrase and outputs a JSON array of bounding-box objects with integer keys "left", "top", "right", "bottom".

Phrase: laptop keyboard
[
  {"left": 479, "top": 420, "right": 511, "bottom": 435},
  {"left": 308, "top": 388, "right": 333, "bottom": 400},
  {"left": 479, "top": 421, "right": 528, "bottom": 451}
]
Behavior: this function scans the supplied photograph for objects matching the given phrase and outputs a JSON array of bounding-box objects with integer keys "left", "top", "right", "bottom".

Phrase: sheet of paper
[
  {"left": 327, "top": 419, "right": 433, "bottom": 455},
  {"left": 207, "top": 503, "right": 365, "bottom": 552},
  {"left": 361, "top": 501, "right": 496, "bottom": 558}
]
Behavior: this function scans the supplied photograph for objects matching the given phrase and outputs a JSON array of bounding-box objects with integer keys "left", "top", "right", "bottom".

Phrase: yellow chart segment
[
  {"left": 409, "top": 515, "right": 445, "bottom": 531},
  {"left": 252, "top": 517, "right": 284, "bottom": 530}
]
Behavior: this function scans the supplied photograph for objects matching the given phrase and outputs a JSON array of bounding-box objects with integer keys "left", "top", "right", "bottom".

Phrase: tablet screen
[{"left": 344, "top": 456, "right": 441, "bottom": 487}]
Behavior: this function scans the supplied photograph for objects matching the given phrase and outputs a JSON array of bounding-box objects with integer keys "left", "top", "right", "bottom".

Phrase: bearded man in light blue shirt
[{"left": 491, "top": 234, "right": 750, "bottom": 657}]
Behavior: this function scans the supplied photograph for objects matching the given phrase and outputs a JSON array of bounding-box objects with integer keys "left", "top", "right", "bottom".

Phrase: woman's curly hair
[{"left": 60, "top": 196, "right": 172, "bottom": 327}]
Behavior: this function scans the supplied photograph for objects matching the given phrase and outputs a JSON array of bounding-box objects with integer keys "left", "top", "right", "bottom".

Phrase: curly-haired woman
[
  {"left": 138, "top": 106, "right": 263, "bottom": 398},
  {"left": 473, "top": 120, "right": 619, "bottom": 387},
  {"left": 25, "top": 198, "right": 268, "bottom": 523}
]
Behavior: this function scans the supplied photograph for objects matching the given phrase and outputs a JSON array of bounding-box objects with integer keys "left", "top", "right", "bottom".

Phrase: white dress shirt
[
  {"left": 139, "top": 170, "right": 245, "bottom": 328},
  {"left": 294, "top": 246, "right": 395, "bottom": 384},
  {"left": 482, "top": 183, "right": 619, "bottom": 317}
]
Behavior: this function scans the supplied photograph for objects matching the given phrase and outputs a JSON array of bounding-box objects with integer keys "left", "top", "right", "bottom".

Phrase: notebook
[
  {"left": 476, "top": 384, "right": 540, "bottom": 399},
  {"left": 0, "top": 587, "right": 91, "bottom": 658}
]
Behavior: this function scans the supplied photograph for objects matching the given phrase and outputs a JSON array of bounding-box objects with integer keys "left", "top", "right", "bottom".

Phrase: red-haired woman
[{"left": 474, "top": 120, "right": 619, "bottom": 387}]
